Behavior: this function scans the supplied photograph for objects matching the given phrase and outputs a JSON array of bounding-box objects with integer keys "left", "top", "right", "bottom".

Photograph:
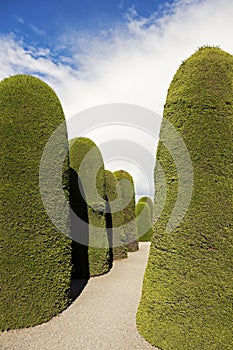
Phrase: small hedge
[
  {"left": 137, "top": 47, "right": 233, "bottom": 349},
  {"left": 0, "top": 75, "right": 72, "bottom": 330},
  {"left": 138, "top": 196, "right": 154, "bottom": 223},
  {"left": 69, "top": 137, "right": 111, "bottom": 276},
  {"left": 136, "top": 201, "right": 153, "bottom": 242},
  {"left": 105, "top": 170, "right": 127, "bottom": 260},
  {"left": 114, "top": 170, "right": 138, "bottom": 252}
]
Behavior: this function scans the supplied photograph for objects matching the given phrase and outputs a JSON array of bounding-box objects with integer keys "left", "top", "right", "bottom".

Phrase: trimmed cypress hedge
[
  {"left": 114, "top": 170, "right": 138, "bottom": 252},
  {"left": 0, "top": 75, "right": 72, "bottom": 330},
  {"left": 69, "top": 137, "right": 111, "bottom": 276},
  {"left": 138, "top": 196, "right": 154, "bottom": 223},
  {"left": 136, "top": 201, "right": 153, "bottom": 242},
  {"left": 137, "top": 47, "right": 233, "bottom": 349},
  {"left": 105, "top": 170, "right": 127, "bottom": 260}
]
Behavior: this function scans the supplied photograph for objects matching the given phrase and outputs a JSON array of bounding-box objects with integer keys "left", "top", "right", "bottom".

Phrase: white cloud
[
  {"left": 0, "top": 34, "right": 75, "bottom": 85},
  {"left": 1, "top": 0, "right": 233, "bottom": 116},
  {"left": 0, "top": 0, "right": 233, "bottom": 197},
  {"left": 50, "top": 0, "right": 233, "bottom": 118},
  {"left": 28, "top": 24, "right": 46, "bottom": 37},
  {"left": 16, "top": 16, "right": 24, "bottom": 24}
]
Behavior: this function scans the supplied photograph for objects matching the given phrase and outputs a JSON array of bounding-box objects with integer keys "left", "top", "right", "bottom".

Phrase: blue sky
[
  {"left": 0, "top": 1, "right": 172, "bottom": 55},
  {"left": 1, "top": 1, "right": 172, "bottom": 31},
  {"left": 2, "top": 0, "right": 232, "bottom": 116},
  {"left": 1, "top": 0, "right": 233, "bottom": 199}
]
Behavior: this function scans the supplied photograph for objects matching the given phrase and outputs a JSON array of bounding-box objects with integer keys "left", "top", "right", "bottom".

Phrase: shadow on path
[
  {"left": 0, "top": 243, "right": 157, "bottom": 350},
  {"left": 70, "top": 278, "right": 89, "bottom": 301}
]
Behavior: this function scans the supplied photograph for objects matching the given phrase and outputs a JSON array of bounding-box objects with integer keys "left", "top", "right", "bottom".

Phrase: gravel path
[{"left": 1, "top": 242, "right": 158, "bottom": 350}]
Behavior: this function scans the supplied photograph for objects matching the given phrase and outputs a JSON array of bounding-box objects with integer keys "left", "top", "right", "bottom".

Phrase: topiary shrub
[
  {"left": 136, "top": 200, "right": 153, "bottom": 242},
  {"left": 114, "top": 170, "right": 138, "bottom": 252},
  {"left": 138, "top": 196, "right": 154, "bottom": 223},
  {"left": 0, "top": 75, "right": 72, "bottom": 330},
  {"left": 137, "top": 47, "right": 233, "bottom": 349},
  {"left": 105, "top": 170, "right": 127, "bottom": 260},
  {"left": 69, "top": 137, "right": 111, "bottom": 276}
]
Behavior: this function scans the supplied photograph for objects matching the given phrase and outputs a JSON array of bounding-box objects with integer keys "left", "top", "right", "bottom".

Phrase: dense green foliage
[
  {"left": 136, "top": 201, "right": 153, "bottom": 242},
  {"left": 0, "top": 75, "right": 72, "bottom": 330},
  {"left": 69, "top": 137, "right": 111, "bottom": 276},
  {"left": 137, "top": 47, "right": 233, "bottom": 349},
  {"left": 114, "top": 170, "right": 138, "bottom": 252},
  {"left": 138, "top": 196, "right": 154, "bottom": 223},
  {"left": 105, "top": 170, "right": 127, "bottom": 259}
]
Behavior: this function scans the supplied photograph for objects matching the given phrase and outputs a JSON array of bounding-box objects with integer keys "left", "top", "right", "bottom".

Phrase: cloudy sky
[{"left": 1, "top": 0, "right": 233, "bottom": 200}]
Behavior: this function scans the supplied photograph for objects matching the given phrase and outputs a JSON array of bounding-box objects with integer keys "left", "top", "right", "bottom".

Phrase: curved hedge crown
[
  {"left": 105, "top": 170, "right": 127, "bottom": 260},
  {"left": 0, "top": 75, "right": 71, "bottom": 330},
  {"left": 69, "top": 137, "right": 111, "bottom": 276},
  {"left": 136, "top": 200, "right": 153, "bottom": 242},
  {"left": 138, "top": 196, "right": 154, "bottom": 223},
  {"left": 114, "top": 170, "right": 138, "bottom": 252},
  {"left": 137, "top": 47, "right": 233, "bottom": 349}
]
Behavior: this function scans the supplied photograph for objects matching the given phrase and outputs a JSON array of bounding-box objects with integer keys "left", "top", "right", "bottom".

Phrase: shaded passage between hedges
[{"left": 0, "top": 243, "right": 157, "bottom": 350}]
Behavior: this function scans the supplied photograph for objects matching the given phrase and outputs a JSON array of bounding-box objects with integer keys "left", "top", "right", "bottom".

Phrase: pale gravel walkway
[{"left": 0, "top": 242, "right": 158, "bottom": 350}]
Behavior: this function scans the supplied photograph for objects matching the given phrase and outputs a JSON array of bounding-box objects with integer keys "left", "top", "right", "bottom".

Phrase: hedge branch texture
[
  {"left": 0, "top": 75, "right": 72, "bottom": 330},
  {"left": 137, "top": 47, "right": 233, "bottom": 350}
]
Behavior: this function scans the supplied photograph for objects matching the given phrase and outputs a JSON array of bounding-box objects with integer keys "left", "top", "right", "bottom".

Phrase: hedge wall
[
  {"left": 69, "top": 137, "right": 111, "bottom": 276},
  {"left": 105, "top": 170, "right": 127, "bottom": 260},
  {"left": 136, "top": 201, "right": 153, "bottom": 242},
  {"left": 114, "top": 170, "right": 138, "bottom": 252},
  {"left": 137, "top": 47, "right": 233, "bottom": 349},
  {"left": 0, "top": 75, "right": 72, "bottom": 330}
]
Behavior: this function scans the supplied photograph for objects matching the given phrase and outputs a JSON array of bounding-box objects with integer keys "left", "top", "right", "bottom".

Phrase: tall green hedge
[
  {"left": 69, "top": 137, "right": 111, "bottom": 276},
  {"left": 136, "top": 201, "right": 153, "bottom": 242},
  {"left": 137, "top": 47, "right": 233, "bottom": 349},
  {"left": 114, "top": 170, "right": 138, "bottom": 252},
  {"left": 0, "top": 75, "right": 72, "bottom": 330},
  {"left": 105, "top": 170, "right": 127, "bottom": 260},
  {"left": 138, "top": 196, "right": 154, "bottom": 223}
]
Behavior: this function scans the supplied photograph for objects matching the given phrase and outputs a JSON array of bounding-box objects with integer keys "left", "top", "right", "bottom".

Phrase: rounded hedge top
[
  {"left": 136, "top": 200, "right": 153, "bottom": 242},
  {"left": 105, "top": 169, "right": 124, "bottom": 224},
  {"left": 69, "top": 137, "right": 105, "bottom": 209},
  {"left": 114, "top": 170, "right": 138, "bottom": 252},
  {"left": 0, "top": 75, "right": 71, "bottom": 330},
  {"left": 137, "top": 47, "right": 233, "bottom": 349},
  {"left": 105, "top": 169, "right": 127, "bottom": 259},
  {"left": 114, "top": 170, "right": 136, "bottom": 223},
  {"left": 167, "top": 46, "right": 233, "bottom": 108},
  {"left": 138, "top": 196, "right": 154, "bottom": 222}
]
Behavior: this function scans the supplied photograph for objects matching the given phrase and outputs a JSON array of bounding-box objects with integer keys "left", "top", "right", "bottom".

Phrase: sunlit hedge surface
[
  {"left": 0, "top": 75, "right": 72, "bottom": 330},
  {"left": 137, "top": 47, "right": 233, "bottom": 350},
  {"left": 136, "top": 200, "right": 153, "bottom": 242}
]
